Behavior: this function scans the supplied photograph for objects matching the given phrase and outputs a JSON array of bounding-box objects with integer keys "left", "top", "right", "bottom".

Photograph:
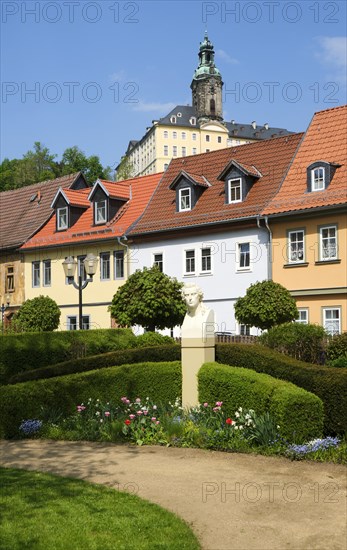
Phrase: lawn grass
[{"left": 0, "top": 467, "right": 200, "bottom": 550}]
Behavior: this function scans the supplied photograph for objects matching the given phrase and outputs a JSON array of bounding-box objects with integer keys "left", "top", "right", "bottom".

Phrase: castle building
[{"left": 116, "top": 33, "right": 293, "bottom": 179}]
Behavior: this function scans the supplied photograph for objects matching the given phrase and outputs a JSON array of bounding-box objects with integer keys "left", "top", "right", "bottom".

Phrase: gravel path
[{"left": 1, "top": 440, "right": 346, "bottom": 550}]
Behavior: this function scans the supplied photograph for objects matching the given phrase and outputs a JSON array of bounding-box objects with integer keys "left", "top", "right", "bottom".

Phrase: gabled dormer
[
  {"left": 51, "top": 187, "right": 89, "bottom": 232},
  {"left": 88, "top": 179, "right": 130, "bottom": 225},
  {"left": 217, "top": 159, "right": 261, "bottom": 204},
  {"left": 169, "top": 170, "right": 210, "bottom": 212},
  {"left": 306, "top": 161, "right": 340, "bottom": 192}
]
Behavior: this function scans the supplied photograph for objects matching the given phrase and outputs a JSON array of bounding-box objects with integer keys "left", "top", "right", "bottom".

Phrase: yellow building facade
[{"left": 271, "top": 212, "right": 347, "bottom": 333}]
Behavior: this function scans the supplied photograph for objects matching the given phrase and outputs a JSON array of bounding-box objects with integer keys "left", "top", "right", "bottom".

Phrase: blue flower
[{"left": 19, "top": 419, "right": 42, "bottom": 435}]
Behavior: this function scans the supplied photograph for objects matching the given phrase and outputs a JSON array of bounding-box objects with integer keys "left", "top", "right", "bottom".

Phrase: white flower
[
  {"left": 235, "top": 412, "right": 240, "bottom": 418},
  {"left": 238, "top": 407, "right": 243, "bottom": 412},
  {"left": 245, "top": 414, "right": 251, "bottom": 420},
  {"left": 239, "top": 425, "right": 243, "bottom": 430},
  {"left": 235, "top": 426, "right": 239, "bottom": 430},
  {"left": 100, "top": 419, "right": 103, "bottom": 423},
  {"left": 95, "top": 411, "right": 100, "bottom": 416},
  {"left": 153, "top": 405, "right": 157, "bottom": 410}
]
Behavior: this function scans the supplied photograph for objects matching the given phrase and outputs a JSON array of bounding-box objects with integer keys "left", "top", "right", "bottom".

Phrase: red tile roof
[
  {"left": 94, "top": 180, "right": 130, "bottom": 201},
  {"left": 129, "top": 133, "right": 303, "bottom": 235},
  {"left": 58, "top": 188, "right": 90, "bottom": 208},
  {"left": 21, "top": 173, "right": 163, "bottom": 249},
  {"left": 0, "top": 173, "right": 86, "bottom": 250},
  {"left": 263, "top": 105, "right": 347, "bottom": 215}
]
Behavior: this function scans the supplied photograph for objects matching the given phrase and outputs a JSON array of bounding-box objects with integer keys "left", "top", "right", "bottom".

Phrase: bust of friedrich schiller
[{"left": 181, "top": 283, "right": 215, "bottom": 340}]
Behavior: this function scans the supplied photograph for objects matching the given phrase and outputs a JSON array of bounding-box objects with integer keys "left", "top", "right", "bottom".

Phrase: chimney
[
  {"left": 231, "top": 119, "right": 235, "bottom": 124},
  {"left": 251, "top": 121, "right": 256, "bottom": 129},
  {"left": 264, "top": 122, "right": 269, "bottom": 130}
]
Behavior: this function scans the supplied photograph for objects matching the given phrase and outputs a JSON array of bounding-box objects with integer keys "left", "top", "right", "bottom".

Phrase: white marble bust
[{"left": 181, "top": 283, "right": 215, "bottom": 340}]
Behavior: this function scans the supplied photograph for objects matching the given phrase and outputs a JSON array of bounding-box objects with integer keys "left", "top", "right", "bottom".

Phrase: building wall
[
  {"left": 271, "top": 212, "right": 347, "bottom": 331},
  {"left": 0, "top": 250, "right": 24, "bottom": 321},
  {"left": 131, "top": 227, "right": 269, "bottom": 336},
  {"left": 127, "top": 122, "right": 253, "bottom": 177},
  {"left": 23, "top": 241, "right": 130, "bottom": 330}
]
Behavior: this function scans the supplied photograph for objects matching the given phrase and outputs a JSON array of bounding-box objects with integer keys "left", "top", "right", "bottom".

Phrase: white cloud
[
  {"left": 131, "top": 101, "right": 176, "bottom": 113},
  {"left": 216, "top": 49, "right": 239, "bottom": 65},
  {"left": 315, "top": 36, "right": 347, "bottom": 86},
  {"left": 109, "top": 70, "right": 127, "bottom": 82}
]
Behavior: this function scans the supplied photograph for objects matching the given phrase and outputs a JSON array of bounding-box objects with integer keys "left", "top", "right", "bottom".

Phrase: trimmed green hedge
[
  {"left": 215, "top": 343, "right": 347, "bottom": 435},
  {"left": 199, "top": 362, "right": 324, "bottom": 443},
  {"left": 0, "top": 361, "right": 181, "bottom": 439},
  {"left": 0, "top": 329, "right": 136, "bottom": 383},
  {"left": 8, "top": 345, "right": 181, "bottom": 384}
]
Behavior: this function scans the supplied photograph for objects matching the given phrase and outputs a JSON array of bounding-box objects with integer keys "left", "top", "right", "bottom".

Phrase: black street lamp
[
  {"left": 1, "top": 294, "right": 11, "bottom": 334},
  {"left": 62, "top": 253, "right": 99, "bottom": 330}
]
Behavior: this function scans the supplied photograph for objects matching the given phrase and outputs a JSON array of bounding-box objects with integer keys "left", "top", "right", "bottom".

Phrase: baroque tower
[{"left": 191, "top": 32, "right": 224, "bottom": 123}]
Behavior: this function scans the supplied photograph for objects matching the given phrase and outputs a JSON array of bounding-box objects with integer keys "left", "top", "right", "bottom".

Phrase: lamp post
[
  {"left": 62, "top": 253, "right": 99, "bottom": 330},
  {"left": 1, "top": 294, "right": 11, "bottom": 334}
]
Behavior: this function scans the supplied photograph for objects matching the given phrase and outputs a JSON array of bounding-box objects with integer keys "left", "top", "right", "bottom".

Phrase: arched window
[{"left": 210, "top": 98, "right": 216, "bottom": 115}]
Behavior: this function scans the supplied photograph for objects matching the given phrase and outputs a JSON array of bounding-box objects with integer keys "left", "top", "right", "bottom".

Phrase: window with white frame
[
  {"left": 311, "top": 167, "right": 325, "bottom": 191},
  {"left": 173, "top": 131, "right": 177, "bottom": 139},
  {"left": 218, "top": 136, "right": 222, "bottom": 143},
  {"left": 190, "top": 117, "right": 196, "bottom": 125},
  {"left": 57, "top": 207, "right": 68, "bottom": 230},
  {"left": 206, "top": 135, "right": 210, "bottom": 142},
  {"left": 43, "top": 260, "right": 51, "bottom": 287},
  {"left": 182, "top": 147, "right": 186, "bottom": 157},
  {"left": 238, "top": 243, "right": 250, "bottom": 269},
  {"left": 5, "top": 265, "right": 14, "bottom": 292},
  {"left": 185, "top": 250, "right": 195, "bottom": 274},
  {"left": 192, "top": 148, "right": 197, "bottom": 155},
  {"left": 153, "top": 253, "right": 163, "bottom": 272},
  {"left": 297, "top": 309, "right": 309, "bottom": 324},
  {"left": 173, "top": 146, "right": 177, "bottom": 157},
  {"left": 67, "top": 315, "right": 90, "bottom": 331},
  {"left": 288, "top": 230, "right": 305, "bottom": 263},
  {"left": 78, "top": 255, "right": 87, "bottom": 282},
  {"left": 228, "top": 179, "right": 242, "bottom": 203},
  {"left": 170, "top": 116, "right": 176, "bottom": 124},
  {"left": 182, "top": 132, "right": 186, "bottom": 140},
  {"left": 320, "top": 225, "right": 337, "bottom": 260},
  {"left": 164, "top": 163, "right": 169, "bottom": 170},
  {"left": 201, "top": 247, "right": 211, "bottom": 273},
  {"left": 192, "top": 133, "right": 197, "bottom": 141},
  {"left": 95, "top": 199, "right": 107, "bottom": 224},
  {"left": 32, "top": 261, "right": 40, "bottom": 287},
  {"left": 323, "top": 308, "right": 341, "bottom": 335},
  {"left": 114, "top": 251, "right": 124, "bottom": 279},
  {"left": 164, "top": 145, "right": 168, "bottom": 156},
  {"left": 179, "top": 188, "right": 191, "bottom": 211},
  {"left": 240, "top": 324, "right": 250, "bottom": 336},
  {"left": 100, "top": 252, "right": 110, "bottom": 280},
  {"left": 163, "top": 130, "right": 168, "bottom": 138}
]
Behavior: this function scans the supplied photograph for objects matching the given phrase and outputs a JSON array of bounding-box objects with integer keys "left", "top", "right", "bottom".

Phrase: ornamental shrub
[
  {"left": 326, "top": 333, "right": 347, "bottom": 363},
  {"left": 0, "top": 361, "right": 181, "bottom": 439},
  {"left": 8, "top": 345, "right": 181, "bottom": 384},
  {"left": 12, "top": 295, "right": 61, "bottom": 332},
  {"left": 134, "top": 332, "right": 176, "bottom": 348},
  {"left": 259, "top": 322, "right": 326, "bottom": 364},
  {"left": 215, "top": 343, "right": 347, "bottom": 435},
  {"left": 0, "top": 328, "right": 136, "bottom": 384}
]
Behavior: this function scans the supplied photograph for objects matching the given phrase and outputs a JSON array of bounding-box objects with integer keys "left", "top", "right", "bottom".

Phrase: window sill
[
  {"left": 183, "top": 273, "right": 196, "bottom": 278},
  {"left": 199, "top": 272, "right": 213, "bottom": 277},
  {"left": 283, "top": 262, "right": 309, "bottom": 268},
  {"left": 236, "top": 268, "right": 252, "bottom": 273},
  {"left": 315, "top": 259, "right": 341, "bottom": 265}
]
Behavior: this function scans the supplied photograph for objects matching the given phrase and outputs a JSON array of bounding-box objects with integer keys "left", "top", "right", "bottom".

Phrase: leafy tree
[
  {"left": 13, "top": 295, "right": 61, "bottom": 332},
  {"left": 234, "top": 280, "right": 299, "bottom": 331},
  {"left": 116, "top": 156, "right": 135, "bottom": 181},
  {"left": 109, "top": 266, "right": 186, "bottom": 331},
  {"left": 61, "top": 146, "right": 112, "bottom": 185}
]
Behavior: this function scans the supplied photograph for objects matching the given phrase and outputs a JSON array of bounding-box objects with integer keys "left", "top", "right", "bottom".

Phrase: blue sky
[{"left": 1, "top": 0, "right": 346, "bottom": 173}]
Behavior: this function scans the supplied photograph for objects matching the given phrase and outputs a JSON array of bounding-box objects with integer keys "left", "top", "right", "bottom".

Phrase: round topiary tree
[
  {"left": 109, "top": 266, "right": 186, "bottom": 332},
  {"left": 13, "top": 295, "right": 61, "bottom": 332},
  {"left": 234, "top": 280, "right": 299, "bottom": 331}
]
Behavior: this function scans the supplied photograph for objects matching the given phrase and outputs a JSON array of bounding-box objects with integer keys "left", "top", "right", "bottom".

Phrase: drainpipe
[{"left": 257, "top": 215, "right": 272, "bottom": 280}]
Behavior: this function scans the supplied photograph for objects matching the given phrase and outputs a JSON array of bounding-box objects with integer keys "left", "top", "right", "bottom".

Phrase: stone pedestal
[{"left": 182, "top": 337, "right": 215, "bottom": 408}]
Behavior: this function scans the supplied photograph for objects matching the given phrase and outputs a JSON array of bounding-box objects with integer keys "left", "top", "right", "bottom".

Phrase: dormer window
[
  {"left": 57, "top": 207, "right": 68, "bottom": 230},
  {"left": 179, "top": 188, "right": 191, "bottom": 211},
  {"left": 95, "top": 199, "right": 107, "bottom": 224},
  {"left": 311, "top": 166, "right": 325, "bottom": 191},
  {"left": 228, "top": 178, "right": 242, "bottom": 203},
  {"left": 190, "top": 117, "right": 196, "bottom": 126},
  {"left": 170, "top": 115, "right": 177, "bottom": 124}
]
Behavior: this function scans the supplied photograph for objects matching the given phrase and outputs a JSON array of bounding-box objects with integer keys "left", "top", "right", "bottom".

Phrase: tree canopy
[
  {"left": 109, "top": 266, "right": 186, "bottom": 332},
  {"left": 234, "top": 280, "right": 299, "bottom": 331},
  {"left": 0, "top": 142, "right": 112, "bottom": 191},
  {"left": 13, "top": 295, "right": 61, "bottom": 332}
]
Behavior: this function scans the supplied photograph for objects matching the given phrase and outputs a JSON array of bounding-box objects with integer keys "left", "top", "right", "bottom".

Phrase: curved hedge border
[
  {"left": 0, "top": 329, "right": 136, "bottom": 383},
  {"left": 199, "top": 362, "right": 324, "bottom": 443},
  {"left": 0, "top": 361, "right": 181, "bottom": 439},
  {"left": 215, "top": 343, "right": 347, "bottom": 435},
  {"left": 8, "top": 345, "right": 181, "bottom": 384}
]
